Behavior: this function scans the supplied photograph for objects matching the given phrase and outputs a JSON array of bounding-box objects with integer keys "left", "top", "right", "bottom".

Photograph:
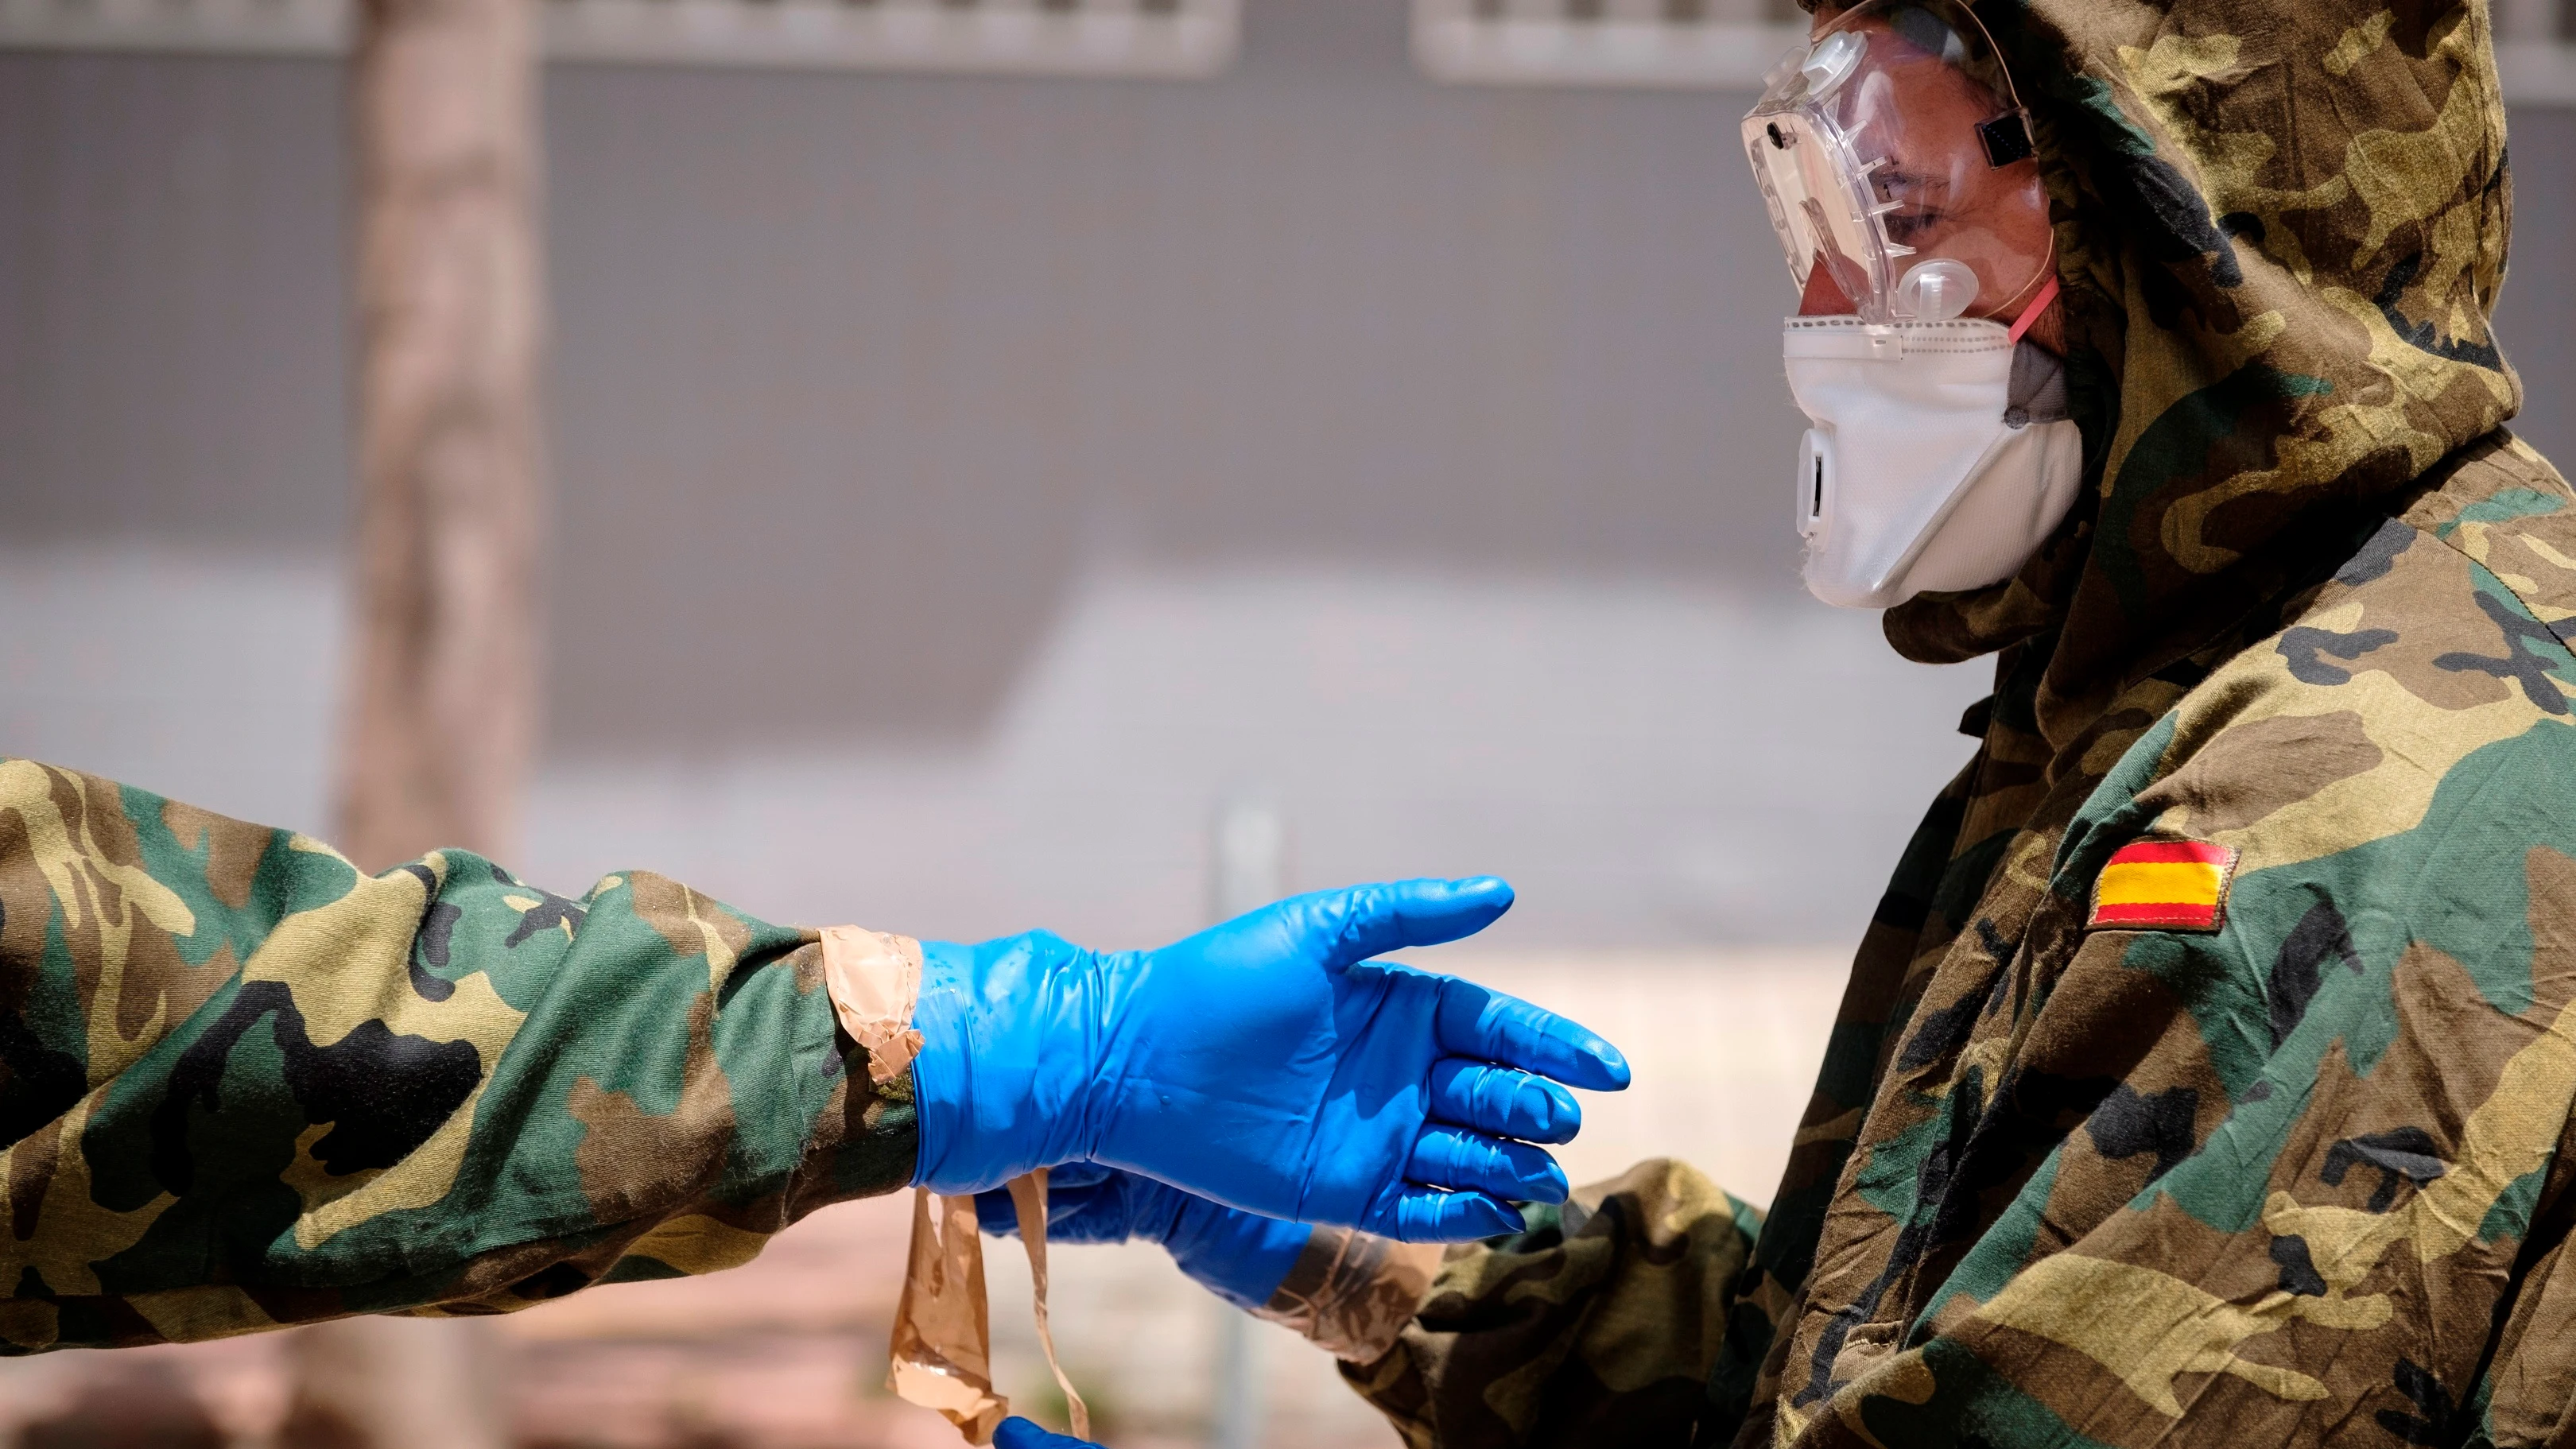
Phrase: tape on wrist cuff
[
  {"left": 1254, "top": 1226, "right": 1443, "bottom": 1363},
  {"left": 819, "top": 926, "right": 925, "bottom": 1085}
]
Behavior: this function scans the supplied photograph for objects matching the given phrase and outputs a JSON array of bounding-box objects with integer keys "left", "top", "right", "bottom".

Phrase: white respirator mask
[
  {"left": 1783, "top": 292, "right": 2083, "bottom": 608},
  {"left": 1743, "top": 0, "right": 2083, "bottom": 608}
]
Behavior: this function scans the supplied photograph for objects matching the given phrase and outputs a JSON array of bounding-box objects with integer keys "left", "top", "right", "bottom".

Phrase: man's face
[{"left": 1793, "top": 10, "right": 2053, "bottom": 328}]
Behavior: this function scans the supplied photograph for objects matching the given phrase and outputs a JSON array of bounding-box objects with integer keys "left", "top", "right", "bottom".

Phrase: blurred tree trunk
[
  {"left": 331, "top": 0, "right": 545, "bottom": 873},
  {"left": 288, "top": 0, "right": 546, "bottom": 1439}
]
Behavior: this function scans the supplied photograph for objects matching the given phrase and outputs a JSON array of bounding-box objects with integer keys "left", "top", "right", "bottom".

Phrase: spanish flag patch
[{"left": 2087, "top": 839, "right": 2238, "bottom": 932}]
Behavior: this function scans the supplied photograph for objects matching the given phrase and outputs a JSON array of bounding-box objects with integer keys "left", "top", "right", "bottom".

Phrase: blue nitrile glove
[
  {"left": 995, "top": 1419, "right": 1100, "bottom": 1449},
  {"left": 909, "top": 877, "right": 1630, "bottom": 1240},
  {"left": 976, "top": 1162, "right": 1311, "bottom": 1312}
]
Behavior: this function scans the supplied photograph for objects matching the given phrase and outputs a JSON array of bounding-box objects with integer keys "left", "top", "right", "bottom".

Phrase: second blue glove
[{"left": 975, "top": 1162, "right": 1310, "bottom": 1311}]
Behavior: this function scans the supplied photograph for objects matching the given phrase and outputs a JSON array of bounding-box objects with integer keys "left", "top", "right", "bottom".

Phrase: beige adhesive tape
[
  {"left": 820, "top": 926, "right": 925, "bottom": 1085},
  {"left": 1255, "top": 1226, "right": 1444, "bottom": 1363},
  {"left": 1008, "top": 1171, "right": 1092, "bottom": 1441},
  {"left": 888, "top": 1171, "right": 1089, "bottom": 1445},
  {"left": 889, "top": 1188, "right": 1007, "bottom": 1443}
]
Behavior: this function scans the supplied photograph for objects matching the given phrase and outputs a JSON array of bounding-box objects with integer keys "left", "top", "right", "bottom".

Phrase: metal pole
[{"left": 1206, "top": 798, "right": 1284, "bottom": 1449}]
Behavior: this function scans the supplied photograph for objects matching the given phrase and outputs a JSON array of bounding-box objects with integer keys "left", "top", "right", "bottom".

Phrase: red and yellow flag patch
[{"left": 2087, "top": 839, "right": 2238, "bottom": 932}]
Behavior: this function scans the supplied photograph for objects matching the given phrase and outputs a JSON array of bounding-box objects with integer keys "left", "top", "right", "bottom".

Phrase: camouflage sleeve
[
  {"left": 0, "top": 760, "right": 918, "bottom": 1351},
  {"left": 1284, "top": 1158, "right": 1759, "bottom": 1449}
]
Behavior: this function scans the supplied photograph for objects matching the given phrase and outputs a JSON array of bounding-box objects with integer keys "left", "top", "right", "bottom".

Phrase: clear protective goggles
[{"left": 1742, "top": 0, "right": 2054, "bottom": 325}]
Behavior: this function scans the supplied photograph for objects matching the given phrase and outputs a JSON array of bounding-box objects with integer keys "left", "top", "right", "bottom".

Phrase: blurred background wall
[
  {"left": 14, "top": 0, "right": 1973, "bottom": 950},
  {"left": 6, "top": 0, "right": 2574, "bottom": 948},
  {"left": 3, "top": 1, "right": 2574, "bottom": 1443}
]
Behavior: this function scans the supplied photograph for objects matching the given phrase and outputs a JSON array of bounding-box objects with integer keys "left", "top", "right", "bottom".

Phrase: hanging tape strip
[
  {"left": 1008, "top": 1172, "right": 1092, "bottom": 1441},
  {"left": 887, "top": 1175, "right": 1088, "bottom": 1444},
  {"left": 889, "top": 1187, "right": 1008, "bottom": 1442}
]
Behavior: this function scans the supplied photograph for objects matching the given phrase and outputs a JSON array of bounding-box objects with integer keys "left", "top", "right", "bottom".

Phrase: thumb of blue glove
[
  {"left": 974, "top": 1163, "right": 1310, "bottom": 1312},
  {"left": 994, "top": 1417, "right": 1101, "bottom": 1449},
  {"left": 909, "top": 877, "right": 1631, "bottom": 1240}
]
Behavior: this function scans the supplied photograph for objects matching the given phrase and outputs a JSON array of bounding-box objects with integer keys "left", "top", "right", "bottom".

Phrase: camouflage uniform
[
  {"left": 1288, "top": 0, "right": 2576, "bottom": 1443},
  {"left": 0, "top": 759, "right": 916, "bottom": 1349}
]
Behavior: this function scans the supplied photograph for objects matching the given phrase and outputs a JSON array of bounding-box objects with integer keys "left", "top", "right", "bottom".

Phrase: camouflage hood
[{"left": 1885, "top": 0, "right": 2521, "bottom": 757}]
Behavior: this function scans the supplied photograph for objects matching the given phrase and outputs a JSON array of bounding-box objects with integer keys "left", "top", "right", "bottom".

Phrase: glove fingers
[
  {"left": 1433, "top": 978, "right": 1631, "bottom": 1091},
  {"left": 1375, "top": 1187, "right": 1526, "bottom": 1242},
  {"left": 1407, "top": 1125, "right": 1570, "bottom": 1204},
  {"left": 1279, "top": 878, "right": 1515, "bottom": 971},
  {"left": 1426, "top": 1058, "right": 1582, "bottom": 1145}
]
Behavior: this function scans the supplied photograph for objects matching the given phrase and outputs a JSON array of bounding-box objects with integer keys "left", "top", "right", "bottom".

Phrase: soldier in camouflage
[{"left": 1014, "top": 0, "right": 2576, "bottom": 1443}]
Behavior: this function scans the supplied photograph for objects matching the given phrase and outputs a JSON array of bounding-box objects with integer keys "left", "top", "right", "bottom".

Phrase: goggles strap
[{"left": 2006, "top": 275, "right": 2061, "bottom": 345}]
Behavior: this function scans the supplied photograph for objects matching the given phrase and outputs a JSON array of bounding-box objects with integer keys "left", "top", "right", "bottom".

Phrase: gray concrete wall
[{"left": 4, "top": 0, "right": 2572, "bottom": 948}]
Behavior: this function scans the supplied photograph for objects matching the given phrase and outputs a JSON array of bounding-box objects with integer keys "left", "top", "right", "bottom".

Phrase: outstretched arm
[
  {"left": 0, "top": 757, "right": 1632, "bottom": 1358},
  {"left": 0, "top": 759, "right": 914, "bottom": 1350}
]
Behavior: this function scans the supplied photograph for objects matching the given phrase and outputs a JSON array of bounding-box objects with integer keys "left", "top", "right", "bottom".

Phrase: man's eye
[{"left": 1883, "top": 207, "right": 1944, "bottom": 245}]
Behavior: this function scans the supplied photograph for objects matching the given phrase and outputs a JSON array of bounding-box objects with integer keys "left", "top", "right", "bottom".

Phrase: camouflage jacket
[
  {"left": 1307, "top": 0, "right": 2576, "bottom": 1443},
  {"left": 0, "top": 761, "right": 917, "bottom": 1350}
]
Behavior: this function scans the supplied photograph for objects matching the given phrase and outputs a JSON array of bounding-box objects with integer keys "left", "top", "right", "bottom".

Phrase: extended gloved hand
[
  {"left": 911, "top": 878, "right": 1629, "bottom": 1239},
  {"left": 976, "top": 1162, "right": 1310, "bottom": 1312},
  {"left": 994, "top": 1419, "right": 1100, "bottom": 1449}
]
